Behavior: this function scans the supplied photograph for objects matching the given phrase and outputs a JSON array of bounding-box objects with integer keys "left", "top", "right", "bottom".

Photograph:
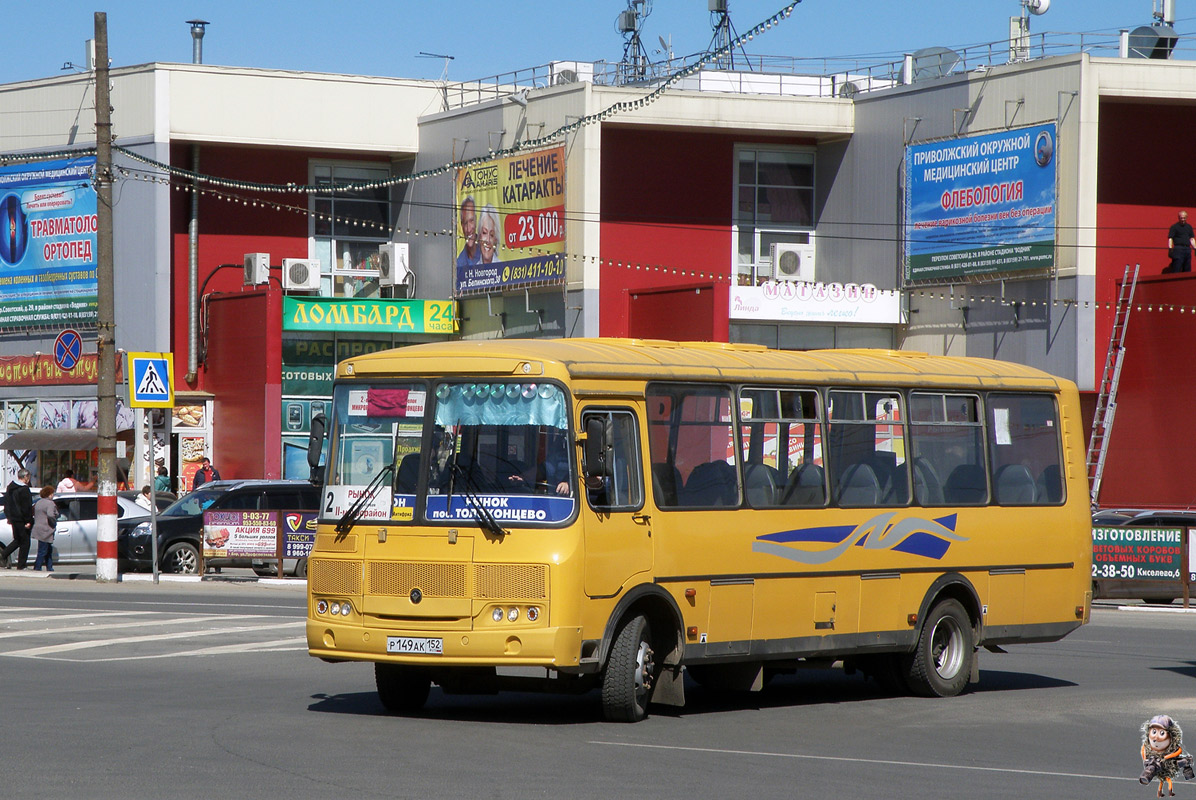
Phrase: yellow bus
[{"left": 306, "top": 339, "right": 1091, "bottom": 721}]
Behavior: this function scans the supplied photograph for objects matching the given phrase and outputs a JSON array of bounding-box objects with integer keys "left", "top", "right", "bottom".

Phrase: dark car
[
  {"left": 117, "top": 479, "right": 320, "bottom": 574},
  {"left": 1092, "top": 509, "right": 1196, "bottom": 604}
]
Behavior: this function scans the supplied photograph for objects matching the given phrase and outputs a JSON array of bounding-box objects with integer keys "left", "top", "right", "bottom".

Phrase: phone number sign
[{"left": 1092, "top": 526, "right": 1183, "bottom": 581}]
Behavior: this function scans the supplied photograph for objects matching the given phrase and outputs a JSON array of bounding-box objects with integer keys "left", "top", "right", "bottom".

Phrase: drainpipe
[{"left": 185, "top": 19, "right": 208, "bottom": 383}]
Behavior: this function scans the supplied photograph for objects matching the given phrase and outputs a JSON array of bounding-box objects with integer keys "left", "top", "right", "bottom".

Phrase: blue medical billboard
[
  {"left": 905, "top": 124, "right": 1056, "bottom": 282},
  {"left": 0, "top": 156, "right": 98, "bottom": 328}
]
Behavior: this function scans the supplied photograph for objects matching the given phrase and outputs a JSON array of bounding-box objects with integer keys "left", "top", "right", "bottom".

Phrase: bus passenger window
[
  {"left": 987, "top": 393, "right": 1064, "bottom": 506},
  {"left": 581, "top": 409, "right": 643, "bottom": 511},
  {"left": 648, "top": 385, "right": 739, "bottom": 509},
  {"left": 738, "top": 387, "right": 825, "bottom": 508},
  {"left": 827, "top": 390, "right": 908, "bottom": 507},
  {"left": 909, "top": 392, "right": 986, "bottom": 506}
]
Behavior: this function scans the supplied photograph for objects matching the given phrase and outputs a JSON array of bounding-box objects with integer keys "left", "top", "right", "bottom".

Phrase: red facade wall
[
  {"left": 598, "top": 127, "right": 813, "bottom": 340},
  {"left": 1094, "top": 101, "right": 1196, "bottom": 507},
  {"left": 203, "top": 289, "right": 283, "bottom": 480}
]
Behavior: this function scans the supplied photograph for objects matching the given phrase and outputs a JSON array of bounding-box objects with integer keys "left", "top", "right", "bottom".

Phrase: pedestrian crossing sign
[{"left": 128, "top": 352, "right": 174, "bottom": 408}]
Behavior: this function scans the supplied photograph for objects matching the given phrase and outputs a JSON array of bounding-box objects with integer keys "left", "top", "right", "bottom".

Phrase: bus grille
[
  {"left": 367, "top": 562, "right": 547, "bottom": 601},
  {"left": 309, "top": 559, "right": 363, "bottom": 595},
  {"left": 315, "top": 533, "right": 357, "bottom": 552}
]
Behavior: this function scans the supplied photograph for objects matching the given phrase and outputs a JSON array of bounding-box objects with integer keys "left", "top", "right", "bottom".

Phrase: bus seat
[
  {"left": 836, "top": 462, "right": 881, "bottom": 506},
  {"left": 944, "top": 464, "right": 988, "bottom": 504},
  {"left": 781, "top": 463, "right": 826, "bottom": 507},
  {"left": 995, "top": 463, "right": 1037, "bottom": 505},
  {"left": 1036, "top": 464, "right": 1062, "bottom": 503},
  {"left": 652, "top": 463, "right": 683, "bottom": 507},
  {"left": 886, "top": 461, "right": 911, "bottom": 504},
  {"left": 744, "top": 462, "right": 782, "bottom": 506},
  {"left": 912, "top": 457, "right": 944, "bottom": 505},
  {"left": 395, "top": 453, "right": 421, "bottom": 493},
  {"left": 682, "top": 460, "right": 738, "bottom": 507}
]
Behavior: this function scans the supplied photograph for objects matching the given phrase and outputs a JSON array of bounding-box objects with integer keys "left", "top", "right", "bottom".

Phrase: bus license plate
[{"left": 387, "top": 636, "right": 443, "bottom": 655}]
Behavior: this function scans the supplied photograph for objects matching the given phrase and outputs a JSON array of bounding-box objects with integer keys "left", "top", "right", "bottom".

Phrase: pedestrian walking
[
  {"left": 31, "top": 486, "right": 58, "bottom": 572},
  {"left": 192, "top": 458, "right": 222, "bottom": 489},
  {"left": 1, "top": 468, "right": 34, "bottom": 569}
]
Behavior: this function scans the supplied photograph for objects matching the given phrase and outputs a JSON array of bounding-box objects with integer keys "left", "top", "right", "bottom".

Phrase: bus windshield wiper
[
  {"left": 336, "top": 462, "right": 394, "bottom": 538},
  {"left": 448, "top": 461, "right": 507, "bottom": 538}
]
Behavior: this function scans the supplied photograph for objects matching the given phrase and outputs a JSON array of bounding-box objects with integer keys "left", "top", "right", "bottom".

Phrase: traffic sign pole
[{"left": 128, "top": 351, "right": 175, "bottom": 584}]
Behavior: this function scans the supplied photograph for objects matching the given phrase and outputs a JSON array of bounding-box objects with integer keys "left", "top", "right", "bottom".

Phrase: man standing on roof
[{"left": 1167, "top": 210, "right": 1196, "bottom": 273}]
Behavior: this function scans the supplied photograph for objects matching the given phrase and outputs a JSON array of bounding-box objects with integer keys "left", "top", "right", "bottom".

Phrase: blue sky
[{"left": 5, "top": 1, "right": 1189, "bottom": 85}]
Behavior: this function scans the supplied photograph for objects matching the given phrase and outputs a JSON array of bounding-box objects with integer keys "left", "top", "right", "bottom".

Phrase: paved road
[{"left": 1, "top": 573, "right": 1192, "bottom": 800}]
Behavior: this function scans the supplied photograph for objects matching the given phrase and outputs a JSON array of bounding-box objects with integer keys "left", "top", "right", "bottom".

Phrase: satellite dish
[
  {"left": 658, "top": 35, "right": 668, "bottom": 51},
  {"left": 901, "top": 46, "right": 962, "bottom": 83},
  {"left": 838, "top": 80, "right": 860, "bottom": 99},
  {"left": 1026, "top": 0, "right": 1049, "bottom": 14}
]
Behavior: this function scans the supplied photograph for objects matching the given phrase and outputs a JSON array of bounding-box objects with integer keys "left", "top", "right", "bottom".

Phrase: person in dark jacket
[
  {"left": 191, "top": 458, "right": 221, "bottom": 489},
  {"left": 1, "top": 469, "right": 34, "bottom": 569}
]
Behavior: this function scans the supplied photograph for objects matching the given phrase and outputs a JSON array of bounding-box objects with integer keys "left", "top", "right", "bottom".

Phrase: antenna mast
[
  {"left": 707, "top": 0, "right": 750, "bottom": 70},
  {"left": 617, "top": 0, "right": 652, "bottom": 84}
]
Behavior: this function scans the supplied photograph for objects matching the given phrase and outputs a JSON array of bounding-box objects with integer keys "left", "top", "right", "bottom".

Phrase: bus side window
[
  {"left": 909, "top": 392, "right": 986, "bottom": 506},
  {"left": 581, "top": 409, "right": 644, "bottom": 511},
  {"left": 987, "top": 393, "right": 1064, "bottom": 506}
]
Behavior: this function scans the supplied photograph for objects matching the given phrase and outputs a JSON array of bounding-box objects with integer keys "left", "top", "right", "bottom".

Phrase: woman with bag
[{"left": 31, "top": 486, "right": 59, "bottom": 572}]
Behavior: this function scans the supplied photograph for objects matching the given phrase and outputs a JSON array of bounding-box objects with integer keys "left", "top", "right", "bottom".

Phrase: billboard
[
  {"left": 454, "top": 146, "right": 566, "bottom": 294},
  {"left": 905, "top": 124, "right": 1056, "bottom": 282},
  {"left": 0, "top": 156, "right": 98, "bottom": 328}
]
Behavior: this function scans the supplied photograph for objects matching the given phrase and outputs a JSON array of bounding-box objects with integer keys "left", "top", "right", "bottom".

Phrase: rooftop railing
[{"left": 441, "top": 29, "right": 1195, "bottom": 109}]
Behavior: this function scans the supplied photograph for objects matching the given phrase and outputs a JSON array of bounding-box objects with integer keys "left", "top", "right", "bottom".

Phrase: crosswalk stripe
[
  {"left": 0, "top": 614, "right": 271, "bottom": 640},
  {"left": 5, "top": 621, "right": 306, "bottom": 657}
]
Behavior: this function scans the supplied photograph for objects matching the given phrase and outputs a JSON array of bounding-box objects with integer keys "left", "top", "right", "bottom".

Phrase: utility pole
[{"left": 94, "top": 12, "right": 119, "bottom": 582}]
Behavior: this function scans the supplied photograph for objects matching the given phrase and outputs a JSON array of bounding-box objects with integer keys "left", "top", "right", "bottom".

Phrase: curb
[{"left": 0, "top": 569, "right": 305, "bottom": 588}]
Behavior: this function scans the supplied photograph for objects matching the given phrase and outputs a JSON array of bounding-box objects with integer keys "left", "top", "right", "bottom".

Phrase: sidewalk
[{"left": 0, "top": 565, "right": 305, "bottom": 587}]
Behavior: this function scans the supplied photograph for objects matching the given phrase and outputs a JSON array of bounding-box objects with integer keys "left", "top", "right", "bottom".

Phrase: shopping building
[{"left": 0, "top": 14, "right": 1192, "bottom": 505}]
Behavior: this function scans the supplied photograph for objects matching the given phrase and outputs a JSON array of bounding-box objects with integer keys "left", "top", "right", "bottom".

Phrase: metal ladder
[{"left": 1087, "top": 263, "right": 1140, "bottom": 508}]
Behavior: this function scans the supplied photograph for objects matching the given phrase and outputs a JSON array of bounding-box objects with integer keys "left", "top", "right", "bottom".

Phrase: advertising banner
[
  {"left": 729, "top": 281, "right": 902, "bottom": 324},
  {"left": 203, "top": 510, "right": 279, "bottom": 559},
  {"left": 282, "top": 297, "right": 457, "bottom": 334},
  {"left": 905, "top": 124, "right": 1056, "bottom": 282},
  {"left": 0, "top": 156, "right": 98, "bottom": 328},
  {"left": 1092, "top": 526, "right": 1183, "bottom": 582},
  {"left": 455, "top": 146, "right": 566, "bottom": 295}
]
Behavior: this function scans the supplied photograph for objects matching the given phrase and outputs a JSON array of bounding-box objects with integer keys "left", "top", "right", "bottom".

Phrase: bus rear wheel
[
  {"left": 903, "top": 599, "right": 973, "bottom": 697},
  {"left": 601, "top": 614, "right": 656, "bottom": 722},
  {"left": 375, "top": 663, "right": 431, "bottom": 714}
]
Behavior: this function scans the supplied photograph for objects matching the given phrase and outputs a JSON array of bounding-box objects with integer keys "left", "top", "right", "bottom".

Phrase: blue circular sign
[{"left": 54, "top": 329, "right": 82, "bottom": 371}]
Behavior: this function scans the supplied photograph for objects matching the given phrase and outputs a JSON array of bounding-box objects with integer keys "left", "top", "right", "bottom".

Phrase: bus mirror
[
  {"left": 308, "top": 414, "right": 327, "bottom": 484},
  {"left": 583, "top": 417, "right": 608, "bottom": 479}
]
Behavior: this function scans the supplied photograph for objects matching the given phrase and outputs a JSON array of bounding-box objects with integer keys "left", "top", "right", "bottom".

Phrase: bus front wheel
[
  {"left": 903, "top": 599, "right": 973, "bottom": 697},
  {"left": 375, "top": 663, "right": 431, "bottom": 714},
  {"left": 601, "top": 614, "right": 657, "bottom": 722}
]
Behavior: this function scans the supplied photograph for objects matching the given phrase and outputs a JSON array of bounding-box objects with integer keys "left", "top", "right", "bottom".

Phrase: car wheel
[
  {"left": 294, "top": 557, "right": 308, "bottom": 579},
  {"left": 903, "top": 598, "right": 974, "bottom": 697},
  {"left": 161, "top": 542, "right": 200, "bottom": 574}
]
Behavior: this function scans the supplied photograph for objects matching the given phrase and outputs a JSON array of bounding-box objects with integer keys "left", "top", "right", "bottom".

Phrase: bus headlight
[
  {"left": 316, "top": 599, "right": 328, "bottom": 614},
  {"left": 507, "top": 607, "right": 519, "bottom": 622},
  {"left": 340, "top": 603, "right": 351, "bottom": 616},
  {"left": 492, "top": 607, "right": 505, "bottom": 622},
  {"left": 330, "top": 601, "right": 342, "bottom": 615},
  {"left": 526, "top": 606, "right": 539, "bottom": 622}
]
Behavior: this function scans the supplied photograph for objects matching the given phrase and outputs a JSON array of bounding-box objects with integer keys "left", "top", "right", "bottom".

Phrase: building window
[
  {"left": 734, "top": 147, "right": 815, "bottom": 284},
  {"left": 311, "top": 163, "right": 394, "bottom": 299}
]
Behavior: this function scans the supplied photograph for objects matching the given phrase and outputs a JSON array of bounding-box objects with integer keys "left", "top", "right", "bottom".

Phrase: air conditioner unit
[
  {"left": 378, "top": 242, "right": 411, "bottom": 288},
  {"left": 770, "top": 241, "right": 815, "bottom": 282},
  {"left": 243, "top": 252, "right": 270, "bottom": 286},
  {"left": 550, "top": 60, "right": 593, "bottom": 86},
  {"left": 282, "top": 258, "right": 320, "bottom": 291}
]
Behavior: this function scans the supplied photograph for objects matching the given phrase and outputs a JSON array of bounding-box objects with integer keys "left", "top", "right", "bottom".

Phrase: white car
[{"left": 0, "top": 492, "right": 155, "bottom": 565}]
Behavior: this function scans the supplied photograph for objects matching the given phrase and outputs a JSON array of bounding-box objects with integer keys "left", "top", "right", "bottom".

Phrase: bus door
[{"left": 580, "top": 407, "right": 651, "bottom": 597}]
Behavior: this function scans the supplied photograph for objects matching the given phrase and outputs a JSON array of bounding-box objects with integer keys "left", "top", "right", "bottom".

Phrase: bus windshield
[{"left": 322, "top": 380, "right": 575, "bottom": 527}]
